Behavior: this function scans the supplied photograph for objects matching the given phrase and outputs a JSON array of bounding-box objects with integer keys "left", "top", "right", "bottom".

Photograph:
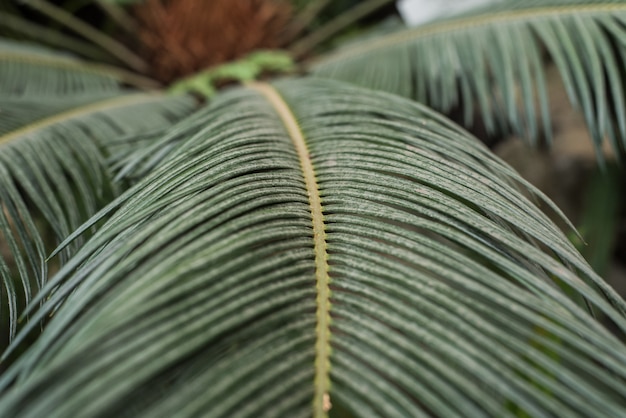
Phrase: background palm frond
[
  {"left": 0, "top": 9, "right": 122, "bottom": 65},
  {"left": 2, "top": 78, "right": 626, "bottom": 417},
  {"left": 311, "top": 0, "right": 626, "bottom": 160},
  {"left": 0, "top": 38, "right": 159, "bottom": 96},
  {"left": 0, "top": 86, "right": 196, "bottom": 344}
]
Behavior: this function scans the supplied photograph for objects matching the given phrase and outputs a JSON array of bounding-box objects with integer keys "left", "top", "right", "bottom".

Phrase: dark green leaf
[
  {"left": 1, "top": 78, "right": 625, "bottom": 417},
  {"left": 312, "top": 1, "right": 626, "bottom": 160}
]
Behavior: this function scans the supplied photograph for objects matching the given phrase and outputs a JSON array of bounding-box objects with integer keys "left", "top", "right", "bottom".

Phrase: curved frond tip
[
  {"left": 312, "top": 0, "right": 626, "bottom": 160},
  {"left": 1, "top": 78, "right": 626, "bottom": 417}
]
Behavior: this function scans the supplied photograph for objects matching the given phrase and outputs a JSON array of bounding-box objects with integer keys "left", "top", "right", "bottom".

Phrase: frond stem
[
  {"left": 0, "top": 12, "right": 115, "bottom": 63},
  {"left": 291, "top": 0, "right": 396, "bottom": 58},
  {"left": 249, "top": 82, "right": 332, "bottom": 418},
  {"left": 95, "top": 0, "right": 138, "bottom": 34},
  {"left": 283, "top": 0, "right": 332, "bottom": 44},
  {"left": 20, "top": 0, "right": 148, "bottom": 72}
]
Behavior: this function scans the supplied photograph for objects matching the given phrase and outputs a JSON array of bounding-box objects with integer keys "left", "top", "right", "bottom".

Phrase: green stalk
[
  {"left": 290, "top": 0, "right": 396, "bottom": 58},
  {"left": 21, "top": 0, "right": 147, "bottom": 72}
]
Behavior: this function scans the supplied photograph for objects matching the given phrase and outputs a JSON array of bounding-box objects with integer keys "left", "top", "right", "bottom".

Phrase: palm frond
[
  {"left": 2, "top": 78, "right": 626, "bottom": 417},
  {"left": 0, "top": 11, "right": 121, "bottom": 64},
  {"left": 0, "top": 93, "right": 120, "bottom": 135},
  {"left": 311, "top": 0, "right": 626, "bottom": 160},
  {"left": 0, "top": 38, "right": 159, "bottom": 95},
  {"left": 0, "top": 91, "right": 196, "bottom": 343}
]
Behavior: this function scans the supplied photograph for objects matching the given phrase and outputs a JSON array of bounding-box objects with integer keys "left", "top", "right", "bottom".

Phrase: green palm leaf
[
  {"left": 0, "top": 91, "right": 196, "bottom": 342},
  {"left": 2, "top": 78, "right": 626, "bottom": 417},
  {"left": 0, "top": 11, "right": 121, "bottom": 64},
  {"left": 311, "top": 0, "right": 626, "bottom": 159},
  {"left": 0, "top": 38, "right": 159, "bottom": 96}
]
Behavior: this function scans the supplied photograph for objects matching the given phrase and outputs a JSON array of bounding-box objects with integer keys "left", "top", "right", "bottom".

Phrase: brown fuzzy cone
[{"left": 136, "top": 0, "right": 292, "bottom": 83}]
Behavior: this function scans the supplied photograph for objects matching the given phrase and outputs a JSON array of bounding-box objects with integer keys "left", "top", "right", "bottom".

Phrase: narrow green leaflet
[
  {"left": 1, "top": 78, "right": 626, "bottom": 417},
  {"left": 312, "top": 0, "right": 626, "bottom": 160},
  {"left": 0, "top": 91, "right": 196, "bottom": 343}
]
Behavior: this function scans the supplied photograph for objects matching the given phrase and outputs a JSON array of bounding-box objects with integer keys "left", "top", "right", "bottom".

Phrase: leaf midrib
[
  {"left": 248, "top": 82, "right": 332, "bottom": 418},
  {"left": 316, "top": 3, "right": 626, "bottom": 67}
]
